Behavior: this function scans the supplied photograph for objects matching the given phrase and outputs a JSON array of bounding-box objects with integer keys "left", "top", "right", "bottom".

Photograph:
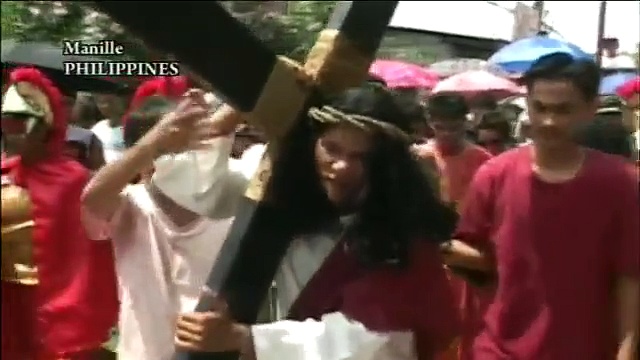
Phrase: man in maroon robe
[
  {"left": 457, "top": 54, "right": 639, "bottom": 359},
  {"left": 171, "top": 82, "right": 461, "bottom": 359}
]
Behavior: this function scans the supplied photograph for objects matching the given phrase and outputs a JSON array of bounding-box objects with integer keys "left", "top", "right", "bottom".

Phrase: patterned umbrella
[
  {"left": 429, "top": 58, "right": 503, "bottom": 78},
  {"left": 431, "top": 70, "right": 524, "bottom": 99},
  {"left": 369, "top": 59, "right": 439, "bottom": 89},
  {"left": 488, "top": 35, "right": 592, "bottom": 74}
]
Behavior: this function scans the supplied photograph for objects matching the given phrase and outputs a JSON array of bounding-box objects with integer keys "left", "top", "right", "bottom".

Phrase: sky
[{"left": 390, "top": 1, "right": 639, "bottom": 53}]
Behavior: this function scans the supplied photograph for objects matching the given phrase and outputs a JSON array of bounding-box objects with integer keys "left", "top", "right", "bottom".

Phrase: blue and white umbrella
[{"left": 489, "top": 35, "right": 593, "bottom": 74}]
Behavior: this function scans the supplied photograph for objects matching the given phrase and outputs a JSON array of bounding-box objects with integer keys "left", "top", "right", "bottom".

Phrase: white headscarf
[{"left": 152, "top": 93, "right": 266, "bottom": 219}]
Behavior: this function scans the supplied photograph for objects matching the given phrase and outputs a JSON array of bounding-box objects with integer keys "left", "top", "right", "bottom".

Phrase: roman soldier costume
[
  {"left": 1, "top": 67, "right": 118, "bottom": 360},
  {"left": 127, "top": 76, "right": 190, "bottom": 114}
]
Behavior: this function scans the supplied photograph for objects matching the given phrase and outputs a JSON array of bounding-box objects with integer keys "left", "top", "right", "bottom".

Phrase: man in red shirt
[
  {"left": 414, "top": 94, "right": 492, "bottom": 211},
  {"left": 414, "top": 94, "right": 492, "bottom": 360},
  {"left": 456, "top": 54, "right": 639, "bottom": 359}
]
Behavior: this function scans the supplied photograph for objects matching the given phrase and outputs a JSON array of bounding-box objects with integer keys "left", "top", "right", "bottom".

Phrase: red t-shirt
[
  {"left": 456, "top": 146, "right": 639, "bottom": 360},
  {"left": 414, "top": 142, "right": 492, "bottom": 207}
]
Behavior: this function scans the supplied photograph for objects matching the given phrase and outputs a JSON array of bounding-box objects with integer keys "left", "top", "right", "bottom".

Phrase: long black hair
[{"left": 267, "top": 83, "right": 457, "bottom": 267}]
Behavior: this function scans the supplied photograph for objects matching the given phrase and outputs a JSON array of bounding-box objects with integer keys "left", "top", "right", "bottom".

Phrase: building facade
[
  {"left": 381, "top": 1, "right": 518, "bottom": 64},
  {"left": 378, "top": 28, "right": 509, "bottom": 66}
]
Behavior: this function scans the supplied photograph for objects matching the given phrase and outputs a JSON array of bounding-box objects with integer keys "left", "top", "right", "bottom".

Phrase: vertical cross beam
[{"left": 92, "top": 2, "right": 398, "bottom": 359}]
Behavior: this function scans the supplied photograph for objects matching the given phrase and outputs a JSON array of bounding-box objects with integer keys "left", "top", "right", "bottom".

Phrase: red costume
[
  {"left": 1, "top": 68, "right": 118, "bottom": 360},
  {"left": 130, "top": 76, "right": 189, "bottom": 107}
]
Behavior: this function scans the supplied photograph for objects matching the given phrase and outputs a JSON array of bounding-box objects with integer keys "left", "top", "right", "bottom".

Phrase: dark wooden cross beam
[{"left": 92, "top": 1, "right": 398, "bottom": 359}]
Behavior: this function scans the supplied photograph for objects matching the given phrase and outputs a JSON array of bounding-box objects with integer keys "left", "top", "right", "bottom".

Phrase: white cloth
[
  {"left": 153, "top": 138, "right": 266, "bottom": 219},
  {"left": 82, "top": 184, "right": 232, "bottom": 360},
  {"left": 91, "top": 119, "right": 125, "bottom": 163},
  {"left": 272, "top": 214, "right": 354, "bottom": 316},
  {"left": 252, "top": 313, "right": 415, "bottom": 360},
  {"left": 152, "top": 94, "right": 254, "bottom": 219},
  {"left": 273, "top": 234, "right": 339, "bottom": 316}
]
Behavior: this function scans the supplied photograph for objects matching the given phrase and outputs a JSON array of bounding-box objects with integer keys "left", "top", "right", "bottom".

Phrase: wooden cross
[{"left": 92, "top": 1, "right": 398, "bottom": 358}]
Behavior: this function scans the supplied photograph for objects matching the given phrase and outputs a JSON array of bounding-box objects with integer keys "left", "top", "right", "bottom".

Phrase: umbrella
[
  {"left": 488, "top": 35, "right": 593, "bottom": 74},
  {"left": 616, "top": 75, "right": 640, "bottom": 99},
  {"left": 428, "top": 58, "right": 509, "bottom": 78},
  {"left": 2, "top": 39, "right": 106, "bottom": 69},
  {"left": 431, "top": 70, "right": 524, "bottom": 99},
  {"left": 599, "top": 72, "right": 638, "bottom": 96},
  {"left": 369, "top": 59, "right": 439, "bottom": 89},
  {"left": 2, "top": 39, "right": 129, "bottom": 94}
]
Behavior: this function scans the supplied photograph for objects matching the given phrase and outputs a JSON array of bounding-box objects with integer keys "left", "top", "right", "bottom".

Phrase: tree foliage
[
  {"left": 1, "top": 1, "right": 148, "bottom": 59},
  {"left": 224, "top": 1, "right": 336, "bottom": 61},
  {"left": 1, "top": 1, "right": 338, "bottom": 62}
]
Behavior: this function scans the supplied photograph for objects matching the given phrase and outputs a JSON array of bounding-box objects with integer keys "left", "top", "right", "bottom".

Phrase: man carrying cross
[{"left": 169, "top": 81, "right": 460, "bottom": 360}]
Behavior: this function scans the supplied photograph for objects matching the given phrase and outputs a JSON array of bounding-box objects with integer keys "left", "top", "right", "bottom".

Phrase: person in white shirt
[
  {"left": 600, "top": 37, "right": 637, "bottom": 71},
  {"left": 81, "top": 85, "right": 258, "bottom": 360},
  {"left": 91, "top": 93, "right": 128, "bottom": 163}
]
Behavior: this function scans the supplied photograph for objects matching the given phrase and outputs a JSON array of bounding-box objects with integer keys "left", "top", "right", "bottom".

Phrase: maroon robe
[{"left": 288, "top": 239, "right": 460, "bottom": 360}]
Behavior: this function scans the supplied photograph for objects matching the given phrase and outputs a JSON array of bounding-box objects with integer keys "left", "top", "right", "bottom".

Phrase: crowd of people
[{"left": 1, "top": 49, "right": 638, "bottom": 360}]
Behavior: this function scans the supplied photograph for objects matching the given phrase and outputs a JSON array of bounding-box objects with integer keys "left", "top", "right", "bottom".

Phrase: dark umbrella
[{"left": 2, "top": 39, "right": 130, "bottom": 94}]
